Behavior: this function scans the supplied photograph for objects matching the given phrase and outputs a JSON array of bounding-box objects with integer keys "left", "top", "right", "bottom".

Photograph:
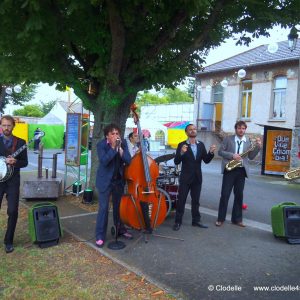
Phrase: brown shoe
[
  {"left": 215, "top": 221, "right": 223, "bottom": 227},
  {"left": 232, "top": 222, "right": 246, "bottom": 228}
]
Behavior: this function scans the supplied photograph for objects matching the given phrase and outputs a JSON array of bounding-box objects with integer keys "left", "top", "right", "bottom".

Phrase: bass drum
[{"left": 0, "top": 157, "right": 14, "bottom": 182}]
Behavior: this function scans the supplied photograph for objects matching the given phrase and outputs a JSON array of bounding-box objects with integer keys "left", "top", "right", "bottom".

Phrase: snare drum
[{"left": 163, "top": 184, "right": 179, "bottom": 203}]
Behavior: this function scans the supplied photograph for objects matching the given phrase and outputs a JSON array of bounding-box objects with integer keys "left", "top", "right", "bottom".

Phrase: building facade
[{"left": 194, "top": 39, "right": 300, "bottom": 169}]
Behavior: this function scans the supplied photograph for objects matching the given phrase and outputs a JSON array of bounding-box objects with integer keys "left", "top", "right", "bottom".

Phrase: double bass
[{"left": 119, "top": 104, "right": 167, "bottom": 233}]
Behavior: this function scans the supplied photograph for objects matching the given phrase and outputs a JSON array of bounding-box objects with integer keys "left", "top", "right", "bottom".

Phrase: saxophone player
[{"left": 215, "top": 121, "right": 261, "bottom": 227}]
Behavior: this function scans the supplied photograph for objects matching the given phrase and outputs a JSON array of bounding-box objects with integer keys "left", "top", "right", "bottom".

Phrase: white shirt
[
  {"left": 126, "top": 139, "right": 138, "bottom": 157},
  {"left": 234, "top": 135, "right": 246, "bottom": 154}
]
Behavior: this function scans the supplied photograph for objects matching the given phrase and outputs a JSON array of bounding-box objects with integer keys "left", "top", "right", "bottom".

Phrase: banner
[
  {"left": 65, "top": 113, "right": 81, "bottom": 166},
  {"left": 264, "top": 129, "right": 292, "bottom": 175}
]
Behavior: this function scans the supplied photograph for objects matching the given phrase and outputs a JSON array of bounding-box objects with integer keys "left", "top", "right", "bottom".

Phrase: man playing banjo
[{"left": 0, "top": 115, "right": 28, "bottom": 253}]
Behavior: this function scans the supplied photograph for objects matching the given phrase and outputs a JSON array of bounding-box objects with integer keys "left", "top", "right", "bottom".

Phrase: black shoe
[
  {"left": 173, "top": 223, "right": 181, "bottom": 231},
  {"left": 5, "top": 244, "right": 14, "bottom": 253},
  {"left": 192, "top": 222, "right": 208, "bottom": 229}
]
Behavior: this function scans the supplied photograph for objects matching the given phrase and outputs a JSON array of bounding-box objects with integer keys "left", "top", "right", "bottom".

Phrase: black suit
[
  {"left": 174, "top": 140, "right": 214, "bottom": 224},
  {"left": 0, "top": 136, "right": 28, "bottom": 245}
]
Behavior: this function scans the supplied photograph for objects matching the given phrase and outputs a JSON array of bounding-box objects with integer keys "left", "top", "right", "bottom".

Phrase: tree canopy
[
  {"left": 12, "top": 100, "right": 56, "bottom": 117},
  {"left": 13, "top": 104, "right": 44, "bottom": 117},
  {"left": 0, "top": 0, "right": 299, "bottom": 187}
]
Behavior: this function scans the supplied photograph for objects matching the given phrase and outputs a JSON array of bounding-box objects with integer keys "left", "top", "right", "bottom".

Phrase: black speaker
[
  {"left": 284, "top": 207, "right": 300, "bottom": 244},
  {"left": 29, "top": 203, "right": 62, "bottom": 248},
  {"left": 83, "top": 189, "right": 93, "bottom": 203}
]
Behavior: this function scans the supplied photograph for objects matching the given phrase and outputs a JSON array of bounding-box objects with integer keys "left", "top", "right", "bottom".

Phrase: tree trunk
[
  {"left": 88, "top": 92, "right": 135, "bottom": 195},
  {"left": 0, "top": 86, "right": 7, "bottom": 113}
]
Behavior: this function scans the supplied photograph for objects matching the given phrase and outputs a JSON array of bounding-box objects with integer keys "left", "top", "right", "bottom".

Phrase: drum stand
[
  {"left": 135, "top": 229, "right": 184, "bottom": 245},
  {"left": 134, "top": 202, "right": 184, "bottom": 245}
]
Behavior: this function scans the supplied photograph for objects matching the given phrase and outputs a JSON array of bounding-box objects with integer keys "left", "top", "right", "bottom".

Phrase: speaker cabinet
[
  {"left": 28, "top": 202, "right": 63, "bottom": 248},
  {"left": 83, "top": 189, "right": 93, "bottom": 203},
  {"left": 271, "top": 202, "right": 300, "bottom": 244}
]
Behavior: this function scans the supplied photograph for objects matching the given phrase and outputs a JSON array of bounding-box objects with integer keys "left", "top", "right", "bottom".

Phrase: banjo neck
[
  {"left": 7, "top": 132, "right": 44, "bottom": 158},
  {"left": 11, "top": 136, "right": 36, "bottom": 158}
]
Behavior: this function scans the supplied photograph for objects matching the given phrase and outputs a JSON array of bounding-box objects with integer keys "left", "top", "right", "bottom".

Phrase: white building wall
[
  {"left": 246, "top": 81, "right": 271, "bottom": 134},
  {"left": 222, "top": 84, "right": 240, "bottom": 132},
  {"left": 141, "top": 103, "right": 194, "bottom": 123},
  {"left": 195, "top": 64, "right": 299, "bottom": 135}
]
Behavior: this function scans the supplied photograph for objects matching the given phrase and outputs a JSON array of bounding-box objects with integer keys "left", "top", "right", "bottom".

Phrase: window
[
  {"left": 155, "top": 130, "right": 165, "bottom": 146},
  {"left": 272, "top": 76, "right": 287, "bottom": 119},
  {"left": 241, "top": 80, "right": 252, "bottom": 119},
  {"left": 213, "top": 84, "right": 223, "bottom": 103}
]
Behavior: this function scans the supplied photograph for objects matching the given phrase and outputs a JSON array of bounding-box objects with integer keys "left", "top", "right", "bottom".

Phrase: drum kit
[{"left": 154, "top": 153, "right": 180, "bottom": 217}]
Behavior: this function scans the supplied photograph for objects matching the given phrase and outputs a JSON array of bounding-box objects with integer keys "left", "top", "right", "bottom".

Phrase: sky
[
  {"left": 4, "top": 26, "right": 293, "bottom": 114},
  {"left": 204, "top": 25, "right": 291, "bottom": 66}
]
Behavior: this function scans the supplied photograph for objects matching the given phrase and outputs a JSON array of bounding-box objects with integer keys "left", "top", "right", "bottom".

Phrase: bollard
[
  {"left": 52, "top": 154, "right": 58, "bottom": 178},
  {"left": 38, "top": 154, "right": 43, "bottom": 178},
  {"left": 37, "top": 144, "right": 44, "bottom": 178}
]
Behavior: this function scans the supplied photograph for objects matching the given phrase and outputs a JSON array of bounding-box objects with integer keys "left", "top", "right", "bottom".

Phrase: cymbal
[{"left": 154, "top": 153, "right": 175, "bottom": 163}]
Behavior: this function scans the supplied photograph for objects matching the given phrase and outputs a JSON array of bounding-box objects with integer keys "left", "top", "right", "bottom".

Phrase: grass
[{"left": 0, "top": 200, "right": 174, "bottom": 300}]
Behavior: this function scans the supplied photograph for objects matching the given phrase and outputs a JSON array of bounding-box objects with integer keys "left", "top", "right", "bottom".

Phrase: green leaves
[
  {"left": 136, "top": 88, "right": 193, "bottom": 106},
  {"left": 13, "top": 104, "right": 44, "bottom": 117}
]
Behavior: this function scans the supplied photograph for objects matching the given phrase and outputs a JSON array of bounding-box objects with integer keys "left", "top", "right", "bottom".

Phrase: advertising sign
[
  {"left": 264, "top": 129, "right": 292, "bottom": 175},
  {"left": 65, "top": 113, "right": 81, "bottom": 166}
]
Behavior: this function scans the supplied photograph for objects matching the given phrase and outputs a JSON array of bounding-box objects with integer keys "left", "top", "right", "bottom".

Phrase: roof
[
  {"left": 197, "top": 39, "right": 300, "bottom": 75},
  {"left": 58, "top": 100, "right": 89, "bottom": 114},
  {"left": 37, "top": 112, "right": 64, "bottom": 125}
]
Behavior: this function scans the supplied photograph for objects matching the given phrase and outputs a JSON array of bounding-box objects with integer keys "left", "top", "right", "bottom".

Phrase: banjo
[{"left": 0, "top": 131, "right": 45, "bottom": 182}]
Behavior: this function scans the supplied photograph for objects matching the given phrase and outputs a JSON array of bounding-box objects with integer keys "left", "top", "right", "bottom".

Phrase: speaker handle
[{"left": 278, "top": 202, "right": 297, "bottom": 207}]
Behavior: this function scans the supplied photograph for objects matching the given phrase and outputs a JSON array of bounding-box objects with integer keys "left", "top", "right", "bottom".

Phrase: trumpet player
[{"left": 215, "top": 121, "right": 261, "bottom": 228}]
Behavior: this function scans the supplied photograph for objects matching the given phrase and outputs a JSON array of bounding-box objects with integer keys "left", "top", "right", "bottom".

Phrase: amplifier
[
  {"left": 271, "top": 202, "right": 300, "bottom": 244},
  {"left": 28, "top": 202, "right": 63, "bottom": 248}
]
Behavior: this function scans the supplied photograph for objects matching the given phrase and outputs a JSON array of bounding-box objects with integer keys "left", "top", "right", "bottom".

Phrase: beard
[
  {"left": 188, "top": 132, "right": 197, "bottom": 138},
  {"left": 3, "top": 129, "right": 12, "bottom": 136}
]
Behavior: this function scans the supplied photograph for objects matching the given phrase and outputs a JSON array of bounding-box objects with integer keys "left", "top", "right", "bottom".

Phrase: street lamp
[
  {"left": 3, "top": 84, "right": 22, "bottom": 103},
  {"left": 5, "top": 84, "right": 22, "bottom": 96},
  {"left": 288, "top": 26, "right": 299, "bottom": 51}
]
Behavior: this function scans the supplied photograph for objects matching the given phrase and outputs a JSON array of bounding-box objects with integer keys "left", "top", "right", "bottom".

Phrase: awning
[{"left": 163, "top": 121, "right": 190, "bottom": 129}]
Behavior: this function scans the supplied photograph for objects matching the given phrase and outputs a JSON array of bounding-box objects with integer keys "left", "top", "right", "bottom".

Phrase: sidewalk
[{"left": 20, "top": 169, "right": 300, "bottom": 300}]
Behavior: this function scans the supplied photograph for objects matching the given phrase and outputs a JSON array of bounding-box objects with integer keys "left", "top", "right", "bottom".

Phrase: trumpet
[
  {"left": 225, "top": 144, "right": 256, "bottom": 171},
  {"left": 284, "top": 167, "right": 300, "bottom": 180}
]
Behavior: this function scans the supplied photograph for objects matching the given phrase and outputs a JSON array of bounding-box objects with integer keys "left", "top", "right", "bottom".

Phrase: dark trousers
[
  {"left": 175, "top": 177, "right": 202, "bottom": 224},
  {"left": 95, "top": 180, "right": 125, "bottom": 241},
  {"left": 217, "top": 168, "right": 246, "bottom": 223},
  {"left": 0, "top": 176, "right": 20, "bottom": 245},
  {"left": 34, "top": 139, "right": 40, "bottom": 151}
]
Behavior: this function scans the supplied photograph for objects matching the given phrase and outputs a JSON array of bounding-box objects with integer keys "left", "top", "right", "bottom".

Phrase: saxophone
[
  {"left": 284, "top": 167, "right": 300, "bottom": 180},
  {"left": 225, "top": 144, "right": 256, "bottom": 171}
]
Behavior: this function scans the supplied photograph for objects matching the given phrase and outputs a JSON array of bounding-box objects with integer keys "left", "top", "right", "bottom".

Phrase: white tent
[
  {"left": 37, "top": 101, "right": 92, "bottom": 125},
  {"left": 37, "top": 112, "right": 64, "bottom": 125}
]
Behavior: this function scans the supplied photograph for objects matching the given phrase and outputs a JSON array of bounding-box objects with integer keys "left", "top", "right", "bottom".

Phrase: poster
[
  {"left": 65, "top": 113, "right": 81, "bottom": 166},
  {"left": 264, "top": 129, "right": 292, "bottom": 175}
]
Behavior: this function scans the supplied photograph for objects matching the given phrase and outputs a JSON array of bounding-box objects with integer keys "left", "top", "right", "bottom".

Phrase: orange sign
[{"left": 265, "top": 129, "right": 292, "bottom": 175}]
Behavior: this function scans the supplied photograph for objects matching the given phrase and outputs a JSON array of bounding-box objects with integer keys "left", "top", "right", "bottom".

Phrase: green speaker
[
  {"left": 271, "top": 202, "right": 300, "bottom": 244},
  {"left": 28, "top": 202, "right": 63, "bottom": 248}
]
